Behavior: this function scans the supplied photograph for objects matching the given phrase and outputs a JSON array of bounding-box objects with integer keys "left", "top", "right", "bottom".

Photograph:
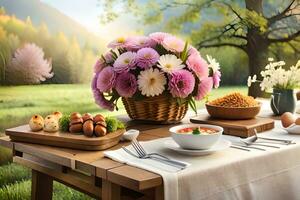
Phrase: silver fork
[
  {"left": 122, "top": 146, "right": 186, "bottom": 169},
  {"left": 131, "top": 139, "right": 188, "bottom": 169}
]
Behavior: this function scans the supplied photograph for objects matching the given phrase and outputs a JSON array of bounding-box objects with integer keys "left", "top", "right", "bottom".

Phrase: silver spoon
[{"left": 240, "top": 130, "right": 280, "bottom": 148}]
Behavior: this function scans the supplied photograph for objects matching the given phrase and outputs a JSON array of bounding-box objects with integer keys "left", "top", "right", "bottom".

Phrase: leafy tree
[
  {"left": 100, "top": 0, "right": 300, "bottom": 97},
  {"left": 0, "top": 7, "right": 5, "bottom": 15}
]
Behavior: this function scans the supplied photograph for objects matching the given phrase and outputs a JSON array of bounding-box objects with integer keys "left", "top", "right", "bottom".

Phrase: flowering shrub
[
  {"left": 6, "top": 43, "right": 53, "bottom": 85},
  {"left": 91, "top": 32, "right": 221, "bottom": 112},
  {"left": 248, "top": 58, "right": 300, "bottom": 92}
]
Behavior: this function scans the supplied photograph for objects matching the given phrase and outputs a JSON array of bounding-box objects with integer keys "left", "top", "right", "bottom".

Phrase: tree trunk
[{"left": 245, "top": 0, "right": 269, "bottom": 97}]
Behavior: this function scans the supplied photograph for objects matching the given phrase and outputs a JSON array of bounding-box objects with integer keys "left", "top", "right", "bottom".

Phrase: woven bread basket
[{"left": 122, "top": 95, "right": 188, "bottom": 124}]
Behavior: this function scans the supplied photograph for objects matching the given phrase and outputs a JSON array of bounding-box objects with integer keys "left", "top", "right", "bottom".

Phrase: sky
[{"left": 41, "top": 0, "right": 138, "bottom": 41}]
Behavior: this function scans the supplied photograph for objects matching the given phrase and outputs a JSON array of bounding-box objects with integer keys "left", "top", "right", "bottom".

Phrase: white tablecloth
[{"left": 105, "top": 120, "right": 300, "bottom": 200}]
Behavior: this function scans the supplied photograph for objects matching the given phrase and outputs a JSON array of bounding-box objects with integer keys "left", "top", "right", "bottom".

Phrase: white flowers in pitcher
[{"left": 247, "top": 58, "right": 300, "bottom": 92}]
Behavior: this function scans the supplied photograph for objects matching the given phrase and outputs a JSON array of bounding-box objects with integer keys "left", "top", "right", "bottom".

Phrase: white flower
[
  {"left": 247, "top": 76, "right": 252, "bottom": 87},
  {"left": 206, "top": 55, "right": 220, "bottom": 73},
  {"left": 268, "top": 57, "right": 274, "bottom": 62},
  {"left": 247, "top": 75, "right": 257, "bottom": 87},
  {"left": 137, "top": 68, "right": 167, "bottom": 97},
  {"left": 157, "top": 54, "right": 185, "bottom": 74}
]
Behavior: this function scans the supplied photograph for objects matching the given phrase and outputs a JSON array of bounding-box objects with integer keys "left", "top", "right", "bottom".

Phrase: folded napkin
[{"left": 104, "top": 137, "right": 190, "bottom": 200}]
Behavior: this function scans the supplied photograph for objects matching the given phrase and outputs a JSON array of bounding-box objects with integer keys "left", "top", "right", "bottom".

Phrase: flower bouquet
[
  {"left": 91, "top": 32, "right": 221, "bottom": 123},
  {"left": 248, "top": 58, "right": 300, "bottom": 115}
]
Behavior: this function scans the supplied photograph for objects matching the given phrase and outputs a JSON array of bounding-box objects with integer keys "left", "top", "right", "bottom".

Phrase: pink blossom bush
[
  {"left": 6, "top": 43, "right": 53, "bottom": 85},
  {"left": 91, "top": 33, "right": 221, "bottom": 112}
]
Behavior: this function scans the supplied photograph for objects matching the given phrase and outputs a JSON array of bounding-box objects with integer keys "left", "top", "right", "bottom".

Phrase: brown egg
[
  {"left": 281, "top": 112, "right": 296, "bottom": 128},
  {"left": 295, "top": 118, "right": 300, "bottom": 125}
]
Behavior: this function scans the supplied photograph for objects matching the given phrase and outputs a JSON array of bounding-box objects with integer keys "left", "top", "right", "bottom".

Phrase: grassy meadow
[{"left": 0, "top": 84, "right": 247, "bottom": 199}]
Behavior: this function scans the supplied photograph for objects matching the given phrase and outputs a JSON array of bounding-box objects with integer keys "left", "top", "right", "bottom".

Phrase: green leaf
[{"left": 192, "top": 128, "right": 201, "bottom": 135}]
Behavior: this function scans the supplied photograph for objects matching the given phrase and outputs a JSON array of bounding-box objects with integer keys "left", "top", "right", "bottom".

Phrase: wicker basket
[{"left": 122, "top": 95, "right": 188, "bottom": 124}]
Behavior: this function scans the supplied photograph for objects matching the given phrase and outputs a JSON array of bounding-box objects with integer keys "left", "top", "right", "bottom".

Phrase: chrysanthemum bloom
[
  {"left": 195, "top": 77, "right": 213, "bottom": 100},
  {"left": 186, "top": 54, "right": 209, "bottom": 80},
  {"left": 126, "top": 36, "right": 155, "bottom": 51},
  {"left": 136, "top": 48, "right": 160, "bottom": 69},
  {"left": 115, "top": 72, "right": 137, "bottom": 97},
  {"left": 157, "top": 54, "right": 185, "bottom": 74},
  {"left": 91, "top": 73, "right": 114, "bottom": 111},
  {"left": 96, "top": 66, "right": 116, "bottom": 92},
  {"left": 107, "top": 37, "right": 129, "bottom": 49},
  {"left": 138, "top": 68, "right": 166, "bottom": 97},
  {"left": 162, "top": 36, "right": 185, "bottom": 52},
  {"left": 149, "top": 32, "right": 171, "bottom": 44},
  {"left": 7, "top": 43, "right": 53, "bottom": 85},
  {"left": 113, "top": 52, "right": 137, "bottom": 73},
  {"left": 206, "top": 55, "right": 221, "bottom": 88},
  {"left": 168, "top": 70, "right": 195, "bottom": 98}
]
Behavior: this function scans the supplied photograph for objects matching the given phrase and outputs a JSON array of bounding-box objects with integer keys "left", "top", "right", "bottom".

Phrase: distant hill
[{"left": 0, "top": 0, "right": 105, "bottom": 49}]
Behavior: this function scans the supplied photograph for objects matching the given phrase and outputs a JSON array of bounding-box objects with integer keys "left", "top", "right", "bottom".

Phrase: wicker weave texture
[{"left": 122, "top": 95, "right": 188, "bottom": 124}]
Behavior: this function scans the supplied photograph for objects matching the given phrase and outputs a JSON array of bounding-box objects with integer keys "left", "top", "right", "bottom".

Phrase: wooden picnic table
[
  {"left": 0, "top": 117, "right": 177, "bottom": 200},
  {"left": 0, "top": 104, "right": 289, "bottom": 200}
]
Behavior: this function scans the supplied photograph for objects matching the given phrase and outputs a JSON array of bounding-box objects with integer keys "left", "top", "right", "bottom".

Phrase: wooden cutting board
[
  {"left": 6, "top": 125, "right": 125, "bottom": 151},
  {"left": 190, "top": 114, "right": 274, "bottom": 138}
]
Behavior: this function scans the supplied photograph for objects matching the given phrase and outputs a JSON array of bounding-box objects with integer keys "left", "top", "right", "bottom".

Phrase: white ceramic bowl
[
  {"left": 285, "top": 124, "right": 300, "bottom": 135},
  {"left": 169, "top": 124, "right": 223, "bottom": 150}
]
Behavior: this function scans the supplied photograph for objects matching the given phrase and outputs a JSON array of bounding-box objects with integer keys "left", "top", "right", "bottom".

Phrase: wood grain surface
[
  {"left": 190, "top": 114, "right": 275, "bottom": 137},
  {"left": 6, "top": 125, "right": 125, "bottom": 150}
]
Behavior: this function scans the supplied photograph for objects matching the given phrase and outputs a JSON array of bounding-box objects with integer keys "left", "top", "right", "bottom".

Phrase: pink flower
[
  {"left": 149, "top": 32, "right": 171, "bottom": 44},
  {"left": 115, "top": 72, "right": 137, "bottom": 97},
  {"left": 103, "top": 51, "right": 114, "bottom": 63},
  {"left": 91, "top": 73, "right": 114, "bottom": 111},
  {"left": 108, "top": 37, "right": 129, "bottom": 49},
  {"left": 126, "top": 36, "right": 154, "bottom": 51},
  {"left": 195, "top": 77, "right": 213, "bottom": 100},
  {"left": 212, "top": 70, "right": 221, "bottom": 88},
  {"left": 136, "top": 48, "right": 159, "bottom": 69},
  {"left": 113, "top": 52, "right": 137, "bottom": 73},
  {"left": 94, "top": 58, "right": 105, "bottom": 73},
  {"left": 186, "top": 54, "right": 209, "bottom": 80},
  {"left": 188, "top": 45, "right": 199, "bottom": 56},
  {"left": 162, "top": 36, "right": 185, "bottom": 52},
  {"left": 168, "top": 69, "right": 195, "bottom": 98},
  {"left": 96, "top": 66, "right": 116, "bottom": 92}
]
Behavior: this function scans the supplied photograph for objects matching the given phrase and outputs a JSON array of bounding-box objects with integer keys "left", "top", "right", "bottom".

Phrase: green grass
[
  {"left": 0, "top": 163, "right": 30, "bottom": 187},
  {"left": 0, "top": 180, "right": 93, "bottom": 200}
]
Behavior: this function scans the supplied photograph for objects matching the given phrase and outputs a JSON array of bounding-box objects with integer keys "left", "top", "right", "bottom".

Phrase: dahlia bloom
[
  {"left": 169, "top": 70, "right": 195, "bottom": 98},
  {"left": 195, "top": 77, "right": 213, "bottom": 100},
  {"left": 136, "top": 48, "right": 159, "bottom": 69},
  {"left": 115, "top": 72, "right": 137, "bottom": 97},
  {"left": 138, "top": 68, "right": 166, "bottom": 97},
  {"left": 162, "top": 36, "right": 185, "bottom": 52},
  {"left": 7, "top": 43, "right": 53, "bottom": 85},
  {"left": 149, "top": 32, "right": 171, "bottom": 44},
  {"left": 188, "top": 45, "right": 199, "bottom": 56},
  {"left": 113, "top": 52, "right": 137, "bottom": 73},
  {"left": 91, "top": 73, "right": 114, "bottom": 111},
  {"left": 186, "top": 54, "right": 209, "bottom": 80},
  {"left": 96, "top": 66, "right": 116, "bottom": 92},
  {"left": 126, "top": 36, "right": 154, "bottom": 51}
]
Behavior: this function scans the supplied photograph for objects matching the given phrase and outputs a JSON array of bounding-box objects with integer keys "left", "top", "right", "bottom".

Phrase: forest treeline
[{"left": 0, "top": 7, "right": 102, "bottom": 85}]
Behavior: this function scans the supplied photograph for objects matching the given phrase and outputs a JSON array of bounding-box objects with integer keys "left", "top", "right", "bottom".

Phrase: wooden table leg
[
  {"left": 102, "top": 179, "right": 121, "bottom": 200},
  {"left": 31, "top": 169, "right": 53, "bottom": 200},
  {"left": 155, "top": 185, "right": 164, "bottom": 200}
]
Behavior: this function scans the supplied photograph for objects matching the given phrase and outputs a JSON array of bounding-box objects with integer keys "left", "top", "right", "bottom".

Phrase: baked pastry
[
  {"left": 44, "top": 115, "right": 59, "bottom": 132},
  {"left": 29, "top": 114, "right": 44, "bottom": 131},
  {"left": 94, "top": 114, "right": 107, "bottom": 137},
  {"left": 69, "top": 112, "right": 83, "bottom": 133},
  {"left": 82, "top": 113, "right": 94, "bottom": 137},
  {"left": 53, "top": 111, "right": 63, "bottom": 120}
]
